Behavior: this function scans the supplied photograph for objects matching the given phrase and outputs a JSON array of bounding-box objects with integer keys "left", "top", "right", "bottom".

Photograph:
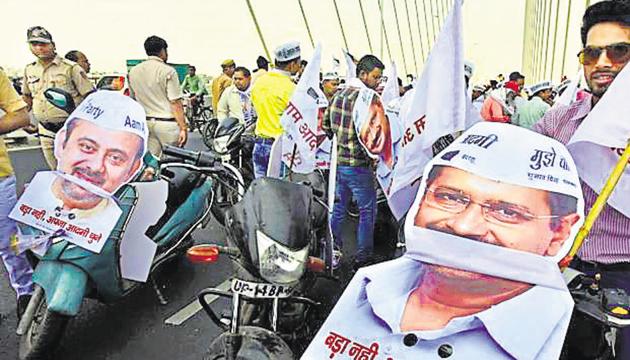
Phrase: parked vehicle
[
  {"left": 95, "top": 74, "right": 130, "bottom": 96},
  {"left": 206, "top": 117, "right": 256, "bottom": 202},
  {"left": 561, "top": 268, "right": 630, "bottom": 359},
  {"left": 188, "top": 171, "right": 334, "bottom": 360},
  {"left": 15, "top": 89, "right": 240, "bottom": 360}
]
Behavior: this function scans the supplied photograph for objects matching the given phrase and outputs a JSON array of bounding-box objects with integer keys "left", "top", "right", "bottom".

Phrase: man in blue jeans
[
  {"left": 323, "top": 55, "right": 385, "bottom": 269},
  {"left": 250, "top": 41, "right": 301, "bottom": 178}
]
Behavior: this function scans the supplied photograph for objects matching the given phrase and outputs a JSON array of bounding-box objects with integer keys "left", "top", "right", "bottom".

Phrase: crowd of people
[{"left": 1, "top": 0, "right": 630, "bottom": 357}]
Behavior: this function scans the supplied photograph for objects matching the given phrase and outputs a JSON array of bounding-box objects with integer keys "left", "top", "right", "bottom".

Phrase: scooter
[
  {"left": 187, "top": 169, "right": 333, "bottom": 360},
  {"left": 15, "top": 89, "right": 224, "bottom": 360}
]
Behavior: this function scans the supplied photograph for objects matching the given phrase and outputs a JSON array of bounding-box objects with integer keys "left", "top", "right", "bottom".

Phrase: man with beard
[
  {"left": 323, "top": 55, "right": 385, "bottom": 269},
  {"left": 22, "top": 26, "right": 94, "bottom": 169},
  {"left": 533, "top": 1, "right": 630, "bottom": 356},
  {"left": 303, "top": 122, "right": 582, "bottom": 359}
]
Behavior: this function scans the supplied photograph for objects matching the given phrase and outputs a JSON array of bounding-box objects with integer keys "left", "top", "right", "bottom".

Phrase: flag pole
[{"left": 560, "top": 140, "right": 630, "bottom": 269}]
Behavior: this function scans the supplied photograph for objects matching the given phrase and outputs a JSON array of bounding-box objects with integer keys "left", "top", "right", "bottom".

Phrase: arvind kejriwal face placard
[{"left": 302, "top": 122, "right": 584, "bottom": 360}]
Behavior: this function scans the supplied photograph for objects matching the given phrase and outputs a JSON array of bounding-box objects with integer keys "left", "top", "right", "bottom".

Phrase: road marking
[
  {"left": 164, "top": 279, "right": 231, "bottom": 326},
  {"left": 8, "top": 145, "right": 42, "bottom": 152}
]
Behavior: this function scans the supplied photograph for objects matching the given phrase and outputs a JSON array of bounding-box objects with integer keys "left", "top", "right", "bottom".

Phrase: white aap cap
[
  {"left": 322, "top": 71, "right": 339, "bottom": 81},
  {"left": 67, "top": 91, "right": 148, "bottom": 155},
  {"left": 472, "top": 85, "right": 486, "bottom": 92},
  {"left": 414, "top": 122, "right": 585, "bottom": 262},
  {"left": 530, "top": 80, "right": 553, "bottom": 95},
  {"left": 274, "top": 41, "right": 301, "bottom": 62}
]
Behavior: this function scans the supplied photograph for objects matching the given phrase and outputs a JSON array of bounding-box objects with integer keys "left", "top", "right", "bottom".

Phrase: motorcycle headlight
[
  {"left": 257, "top": 230, "right": 308, "bottom": 285},
  {"left": 213, "top": 135, "right": 230, "bottom": 154}
]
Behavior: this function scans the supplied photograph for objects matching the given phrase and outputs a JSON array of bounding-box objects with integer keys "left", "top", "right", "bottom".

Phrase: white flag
[
  {"left": 553, "top": 69, "right": 583, "bottom": 108},
  {"left": 386, "top": 0, "right": 469, "bottom": 218},
  {"left": 343, "top": 49, "right": 357, "bottom": 82},
  {"left": 279, "top": 43, "right": 328, "bottom": 174},
  {"left": 332, "top": 57, "right": 341, "bottom": 74},
  {"left": 381, "top": 61, "right": 400, "bottom": 106},
  {"left": 567, "top": 64, "right": 630, "bottom": 217}
]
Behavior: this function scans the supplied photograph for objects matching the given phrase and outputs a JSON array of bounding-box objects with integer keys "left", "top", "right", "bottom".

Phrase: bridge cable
[
  {"left": 559, "top": 0, "right": 573, "bottom": 78},
  {"left": 245, "top": 0, "right": 272, "bottom": 63},
  {"left": 332, "top": 0, "right": 350, "bottom": 51},
  {"left": 403, "top": 0, "right": 420, "bottom": 73},
  {"left": 379, "top": 0, "right": 395, "bottom": 62},
  {"left": 413, "top": 0, "right": 427, "bottom": 61},
  {"left": 359, "top": 0, "right": 374, "bottom": 53},
  {"left": 421, "top": 0, "right": 433, "bottom": 56},
  {"left": 429, "top": 0, "right": 438, "bottom": 43},
  {"left": 542, "top": 0, "right": 554, "bottom": 79},
  {"left": 549, "top": 0, "right": 562, "bottom": 81},
  {"left": 297, "top": 0, "right": 315, "bottom": 48},
  {"left": 392, "top": 0, "right": 410, "bottom": 75}
]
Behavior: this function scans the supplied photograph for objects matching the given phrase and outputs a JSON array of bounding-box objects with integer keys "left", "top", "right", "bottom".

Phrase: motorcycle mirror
[
  {"left": 186, "top": 244, "right": 220, "bottom": 263},
  {"left": 44, "top": 88, "right": 76, "bottom": 114}
]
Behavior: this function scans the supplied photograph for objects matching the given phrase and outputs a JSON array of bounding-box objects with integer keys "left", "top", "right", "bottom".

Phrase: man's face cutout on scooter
[
  {"left": 53, "top": 90, "right": 149, "bottom": 206},
  {"left": 9, "top": 91, "right": 149, "bottom": 253}
]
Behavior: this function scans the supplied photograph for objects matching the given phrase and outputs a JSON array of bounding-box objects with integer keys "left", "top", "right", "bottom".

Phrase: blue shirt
[{"left": 302, "top": 257, "right": 573, "bottom": 360}]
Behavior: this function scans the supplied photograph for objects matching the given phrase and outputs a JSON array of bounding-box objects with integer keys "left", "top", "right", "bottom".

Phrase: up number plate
[{"left": 231, "top": 278, "right": 293, "bottom": 298}]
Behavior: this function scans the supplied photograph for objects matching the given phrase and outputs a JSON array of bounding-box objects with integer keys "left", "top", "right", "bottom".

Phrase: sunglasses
[{"left": 578, "top": 42, "right": 630, "bottom": 65}]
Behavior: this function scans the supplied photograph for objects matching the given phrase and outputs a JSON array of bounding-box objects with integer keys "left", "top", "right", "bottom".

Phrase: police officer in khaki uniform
[
  {"left": 22, "top": 26, "right": 94, "bottom": 169},
  {"left": 128, "top": 35, "right": 187, "bottom": 157}
]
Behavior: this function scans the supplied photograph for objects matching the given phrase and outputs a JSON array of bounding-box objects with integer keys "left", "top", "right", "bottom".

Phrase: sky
[{"left": 1, "top": 0, "right": 573, "bottom": 85}]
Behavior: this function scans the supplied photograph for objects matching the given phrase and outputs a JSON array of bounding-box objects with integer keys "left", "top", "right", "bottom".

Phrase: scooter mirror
[
  {"left": 186, "top": 244, "right": 220, "bottom": 264},
  {"left": 44, "top": 88, "right": 76, "bottom": 114}
]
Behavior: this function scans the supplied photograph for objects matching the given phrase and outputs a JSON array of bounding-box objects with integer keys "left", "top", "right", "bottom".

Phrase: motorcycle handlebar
[{"left": 162, "top": 145, "right": 218, "bottom": 167}]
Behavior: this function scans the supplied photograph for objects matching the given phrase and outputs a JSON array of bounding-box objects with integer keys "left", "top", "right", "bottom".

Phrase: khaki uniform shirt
[
  {"left": 128, "top": 56, "right": 183, "bottom": 118},
  {"left": 23, "top": 55, "right": 94, "bottom": 123},
  {"left": 211, "top": 73, "right": 232, "bottom": 112},
  {"left": 0, "top": 69, "right": 28, "bottom": 177}
]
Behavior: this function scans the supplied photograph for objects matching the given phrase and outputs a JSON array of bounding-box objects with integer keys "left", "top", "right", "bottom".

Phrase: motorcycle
[
  {"left": 15, "top": 89, "right": 231, "bottom": 360},
  {"left": 561, "top": 268, "right": 630, "bottom": 359},
  {"left": 204, "top": 117, "right": 256, "bottom": 222},
  {"left": 187, "top": 169, "right": 334, "bottom": 360}
]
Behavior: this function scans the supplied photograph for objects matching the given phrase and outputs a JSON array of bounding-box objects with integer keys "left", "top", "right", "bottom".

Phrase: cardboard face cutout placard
[
  {"left": 10, "top": 91, "right": 148, "bottom": 253},
  {"left": 349, "top": 79, "right": 403, "bottom": 197},
  {"left": 303, "top": 122, "right": 585, "bottom": 360}
]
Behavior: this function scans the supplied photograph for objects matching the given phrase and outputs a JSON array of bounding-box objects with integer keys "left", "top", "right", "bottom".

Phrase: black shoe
[{"left": 17, "top": 295, "right": 32, "bottom": 321}]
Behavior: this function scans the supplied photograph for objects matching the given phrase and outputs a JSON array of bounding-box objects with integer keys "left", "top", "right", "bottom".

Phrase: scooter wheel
[{"left": 19, "top": 287, "right": 70, "bottom": 360}]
